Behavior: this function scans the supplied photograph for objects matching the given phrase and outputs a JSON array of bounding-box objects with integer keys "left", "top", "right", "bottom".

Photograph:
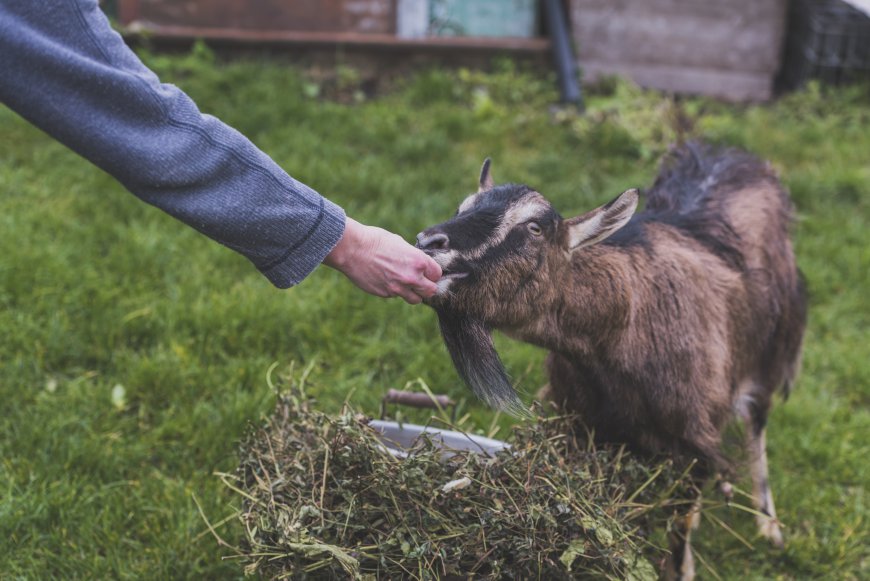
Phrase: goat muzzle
[{"left": 416, "top": 231, "right": 449, "bottom": 253}]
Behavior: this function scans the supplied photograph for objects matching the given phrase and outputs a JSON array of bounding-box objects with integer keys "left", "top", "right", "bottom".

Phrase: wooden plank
[
  {"left": 568, "top": 0, "right": 787, "bottom": 74},
  {"left": 122, "top": 22, "right": 551, "bottom": 52},
  {"left": 581, "top": 60, "right": 775, "bottom": 101},
  {"left": 120, "top": 0, "right": 396, "bottom": 34}
]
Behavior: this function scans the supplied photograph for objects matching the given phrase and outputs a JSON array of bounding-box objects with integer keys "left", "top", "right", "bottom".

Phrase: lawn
[{"left": 0, "top": 46, "right": 867, "bottom": 579}]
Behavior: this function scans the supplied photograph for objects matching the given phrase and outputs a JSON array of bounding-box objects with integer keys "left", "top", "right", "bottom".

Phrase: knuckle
[{"left": 399, "top": 273, "right": 419, "bottom": 286}]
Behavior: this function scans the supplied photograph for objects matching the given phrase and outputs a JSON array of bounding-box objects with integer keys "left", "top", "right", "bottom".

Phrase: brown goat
[{"left": 416, "top": 143, "right": 807, "bottom": 579}]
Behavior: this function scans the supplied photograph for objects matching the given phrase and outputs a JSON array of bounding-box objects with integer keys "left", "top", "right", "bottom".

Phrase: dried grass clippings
[{"left": 228, "top": 389, "right": 695, "bottom": 580}]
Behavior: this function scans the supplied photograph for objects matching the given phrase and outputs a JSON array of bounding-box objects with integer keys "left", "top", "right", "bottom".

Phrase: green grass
[{"left": 0, "top": 47, "right": 867, "bottom": 579}]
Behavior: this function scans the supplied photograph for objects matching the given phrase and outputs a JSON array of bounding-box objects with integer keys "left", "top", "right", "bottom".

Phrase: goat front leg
[
  {"left": 664, "top": 499, "right": 701, "bottom": 581},
  {"left": 747, "top": 426, "right": 784, "bottom": 547}
]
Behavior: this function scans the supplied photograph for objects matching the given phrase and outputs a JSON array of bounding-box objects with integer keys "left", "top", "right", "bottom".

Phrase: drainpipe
[{"left": 543, "top": 0, "right": 583, "bottom": 110}]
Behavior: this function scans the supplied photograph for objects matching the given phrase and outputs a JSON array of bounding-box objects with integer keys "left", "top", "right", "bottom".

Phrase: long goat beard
[{"left": 435, "top": 308, "right": 530, "bottom": 418}]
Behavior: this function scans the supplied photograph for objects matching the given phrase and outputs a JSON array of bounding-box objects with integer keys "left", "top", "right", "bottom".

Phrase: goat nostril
[{"left": 416, "top": 232, "right": 449, "bottom": 251}]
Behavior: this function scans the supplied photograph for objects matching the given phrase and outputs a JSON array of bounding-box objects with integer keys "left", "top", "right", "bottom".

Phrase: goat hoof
[{"left": 758, "top": 517, "right": 785, "bottom": 549}]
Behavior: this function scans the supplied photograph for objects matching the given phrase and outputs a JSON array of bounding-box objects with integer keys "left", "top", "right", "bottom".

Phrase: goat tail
[
  {"left": 436, "top": 309, "right": 531, "bottom": 419},
  {"left": 646, "top": 141, "right": 773, "bottom": 215}
]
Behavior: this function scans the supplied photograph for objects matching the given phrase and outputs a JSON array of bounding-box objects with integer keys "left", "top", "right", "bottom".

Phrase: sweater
[{"left": 0, "top": 0, "right": 346, "bottom": 288}]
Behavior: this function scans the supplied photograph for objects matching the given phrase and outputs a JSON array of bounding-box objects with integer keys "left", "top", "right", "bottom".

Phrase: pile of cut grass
[{"left": 229, "top": 382, "right": 696, "bottom": 580}]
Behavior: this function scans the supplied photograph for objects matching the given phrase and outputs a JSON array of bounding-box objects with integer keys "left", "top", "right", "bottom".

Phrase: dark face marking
[{"left": 439, "top": 206, "right": 504, "bottom": 253}]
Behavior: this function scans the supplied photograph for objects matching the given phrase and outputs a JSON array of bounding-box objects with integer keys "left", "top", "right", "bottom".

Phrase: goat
[{"left": 416, "top": 143, "right": 807, "bottom": 579}]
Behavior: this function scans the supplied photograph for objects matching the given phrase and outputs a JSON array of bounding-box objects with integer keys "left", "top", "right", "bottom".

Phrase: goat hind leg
[
  {"left": 664, "top": 499, "right": 701, "bottom": 581},
  {"left": 737, "top": 383, "right": 784, "bottom": 547}
]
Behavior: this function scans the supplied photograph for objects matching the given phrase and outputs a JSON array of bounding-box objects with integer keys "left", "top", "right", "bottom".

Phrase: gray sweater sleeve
[{"left": 0, "top": 0, "right": 346, "bottom": 288}]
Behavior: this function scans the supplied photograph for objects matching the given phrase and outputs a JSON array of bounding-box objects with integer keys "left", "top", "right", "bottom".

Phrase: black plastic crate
[{"left": 779, "top": 0, "right": 870, "bottom": 89}]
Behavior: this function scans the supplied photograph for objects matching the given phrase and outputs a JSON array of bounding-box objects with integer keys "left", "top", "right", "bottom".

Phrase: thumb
[{"left": 421, "top": 254, "right": 442, "bottom": 282}]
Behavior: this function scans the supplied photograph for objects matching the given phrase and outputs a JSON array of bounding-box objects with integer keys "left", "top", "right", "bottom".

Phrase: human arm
[{"left": 0, "top": 0, "right": 439, "bottom": 297}]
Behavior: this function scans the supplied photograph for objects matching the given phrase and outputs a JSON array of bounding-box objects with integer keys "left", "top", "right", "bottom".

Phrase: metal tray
[{"left": 368, "top": 420, "right": 509, "bottom": 458}]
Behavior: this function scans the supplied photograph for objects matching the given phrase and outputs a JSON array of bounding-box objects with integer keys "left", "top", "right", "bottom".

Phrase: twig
[
  {"left": 192, "top": 492, "right": 242, "bottom": 554},
  {"left": 192, "top": 509, "right": 241, "bottom": 544},
  {"left": 319, "top": 445, "right": 330, "bottom": 529}
]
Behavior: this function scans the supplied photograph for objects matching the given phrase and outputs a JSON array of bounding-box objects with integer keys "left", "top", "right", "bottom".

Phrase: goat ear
[
  {"left": 478, "top": 158, "right": 494, "bottom": 192},
  {"left": 564, "top": 189, "right": 639, "bottom": 251}
]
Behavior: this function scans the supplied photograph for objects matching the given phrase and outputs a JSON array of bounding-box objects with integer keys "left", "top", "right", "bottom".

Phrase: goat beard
[{"left": 435, "top": 308, "right": 529, "bottom": 418}]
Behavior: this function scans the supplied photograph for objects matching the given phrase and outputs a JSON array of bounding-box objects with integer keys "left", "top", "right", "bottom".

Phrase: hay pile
[{"left": 229, "top": 391, "right": 695, "bottom": 580}]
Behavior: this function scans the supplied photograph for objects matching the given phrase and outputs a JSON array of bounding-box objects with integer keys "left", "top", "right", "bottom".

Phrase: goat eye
[{"left": 527, "top": 222, "right": 542, "bottom": 236}]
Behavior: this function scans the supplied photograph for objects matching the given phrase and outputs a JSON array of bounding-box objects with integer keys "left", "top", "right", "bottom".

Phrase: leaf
[
  {"left": 581, "top": 515, "right": 614, "bottom": 546},
  {"left": 284, "top": 541, "right": 360, "bottom": 578},
  {"left": 111, "top": 384, "right": 126, "bottom": 411},
  {"left": 624, "top": 552, "right": 658, "bottom": 581},
  {"left": 595, "top": 524, "right": 614, "bottom": 546},
  {"left": 559, "top": 539, "right": 587, "bottom": 572}
]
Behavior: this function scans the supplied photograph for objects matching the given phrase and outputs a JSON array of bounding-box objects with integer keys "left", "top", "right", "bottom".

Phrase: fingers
[
  {"left": 387, "top": 247, "right": 440, "bottom": 303},
  {"left": 413, "top": 273, "right": 438, "bottom": 296},
  {"left": 388, "top": 280, "right": 423, "bottom": 305},
  {"left": 421, "top": 254, "right": 442, "bottom": 282},
  {"left": 399, "top": 291, "right": 423, "bottom": 305},
  {"left": 393, "top": 276, "right": 435, "bottom": 304},
  {"left": 408, "top": 250, "right": 441, "bottom": 299}
]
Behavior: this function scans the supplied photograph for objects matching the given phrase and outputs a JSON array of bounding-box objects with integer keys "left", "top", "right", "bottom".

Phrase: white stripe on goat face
[
  {"left": 458, "top": 193, "right": 479, "bottom": 214},
  {"left": 469, "top": 194, "right": 549, "bottom": 259},
  {"left": 433, "top": 193, "right": 548, "bottom": 293}
]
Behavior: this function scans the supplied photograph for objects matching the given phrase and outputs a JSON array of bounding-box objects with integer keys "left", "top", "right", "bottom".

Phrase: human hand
[{"left": 323, "top": 217, "right": 442, "bottom": 304}]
